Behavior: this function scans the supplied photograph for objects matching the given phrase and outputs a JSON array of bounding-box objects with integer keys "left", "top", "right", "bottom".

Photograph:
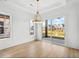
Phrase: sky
[
  {"left": 42, "top": 17, "right": 64, "bottom": 27},
  {"left": 48, "top": 17, "right": 64, "bottom": 25}
]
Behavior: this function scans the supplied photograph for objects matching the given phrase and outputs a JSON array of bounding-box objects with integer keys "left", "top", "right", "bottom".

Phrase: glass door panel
[
  {"left": 42, "top": 17, "right": 64, "bottom": 39},
  {"left": 52, "top": 17, "right": 64, "bottom": 39},
  {"left": 47, "top": 19, "right": 52, "bottom": 37},
  {"left": 42, "top": 20, "right": 45, "bottom": 37}
]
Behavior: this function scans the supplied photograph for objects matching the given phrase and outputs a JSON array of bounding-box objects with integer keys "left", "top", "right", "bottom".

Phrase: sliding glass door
[
  {"left": 42, "top": 19, "right": 52, "bottom": 38},
  {"left": 47, "top": 19, "right": 52, "bottom": 37},
  {"left": 42, "top": 17, "right": 64, "bottom": 39},
  {"left": 51, "top": 17, "right": 64, "bottom": 39},
  {"left": 42, "top": 20, "right": 45, "bottom": 37}
]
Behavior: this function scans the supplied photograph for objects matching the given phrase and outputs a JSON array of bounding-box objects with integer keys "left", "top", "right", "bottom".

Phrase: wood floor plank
[{"left": 0, "top": 41, "right": 79, "bottom": 58}]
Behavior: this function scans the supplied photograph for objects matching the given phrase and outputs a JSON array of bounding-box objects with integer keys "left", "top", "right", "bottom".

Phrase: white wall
[
  {"left": 0, "top": 0, "right": 79, "bottom": 50},
  {"left": 41, "top": 0, "right": 79, "bottom": 49},
  {"left": 0, "top": 1, "right": 34, "bottom": 50}
]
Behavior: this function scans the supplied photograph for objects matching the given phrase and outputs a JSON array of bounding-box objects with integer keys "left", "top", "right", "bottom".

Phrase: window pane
[
  {"left": 47, "top": 19, "right": 52, "bottom": 37},
  {"left": 42, "top": 20, "right": 45, "bottom": 37},
  {"left": 0, "top": 21, "right": 4, "bottom": 34},
  {"left": 52, "top": 17, "right": 64, "bottom": 39}
]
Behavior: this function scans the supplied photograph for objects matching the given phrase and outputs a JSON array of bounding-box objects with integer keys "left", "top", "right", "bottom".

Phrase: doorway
[{"left": 42, "top": 17, "right": 65, "bottom": 45}]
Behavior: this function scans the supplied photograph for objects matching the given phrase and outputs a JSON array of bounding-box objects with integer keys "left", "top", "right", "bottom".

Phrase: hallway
[{"left": 0, "top": 41, "right": 79, "bottom": 58}]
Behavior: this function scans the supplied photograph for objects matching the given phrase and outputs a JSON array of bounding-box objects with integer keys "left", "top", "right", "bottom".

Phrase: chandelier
[{"left": 32, "top": 0, "right": 42, "bottom": 23}]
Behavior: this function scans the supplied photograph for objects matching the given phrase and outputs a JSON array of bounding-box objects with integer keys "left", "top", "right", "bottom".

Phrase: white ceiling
[{"left": 3, "top": 0, "right": 67, "bottom": 14}]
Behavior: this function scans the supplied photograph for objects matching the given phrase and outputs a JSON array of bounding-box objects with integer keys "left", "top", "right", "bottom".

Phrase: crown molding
[{"left": 2, "top": 0, "right": 35, "bottom": 14}]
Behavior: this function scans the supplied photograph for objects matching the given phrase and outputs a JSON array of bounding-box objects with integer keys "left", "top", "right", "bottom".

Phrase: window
[
  {"left": 0, "top": 21, "right": 4, "bottom": 34},
  {"left": 42, "top": 17, "right": 64, "bottom": 39},
  {"left": 0, "top": 14, "right": 10, "bottom": 39}
]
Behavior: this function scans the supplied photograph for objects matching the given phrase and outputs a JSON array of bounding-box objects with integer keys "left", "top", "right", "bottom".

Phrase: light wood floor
[{"left": 0, "top": 41, "right": 79, "bottom": 58}]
